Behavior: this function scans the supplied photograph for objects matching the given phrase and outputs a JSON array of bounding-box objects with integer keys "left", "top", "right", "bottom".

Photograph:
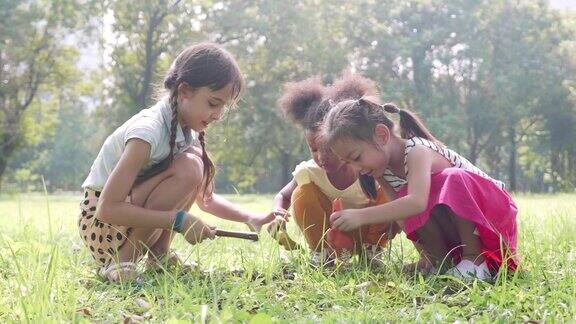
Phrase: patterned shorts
[{"left": 78, "top": 189, "right": 132, "bottom": 267}]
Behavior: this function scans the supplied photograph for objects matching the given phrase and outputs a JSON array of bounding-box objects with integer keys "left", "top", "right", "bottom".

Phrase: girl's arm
[
  {"left": 195, "top": 193, "right": 255, "bottom": 223},
  {"left": 96, "top": 139, "right": 189, "bottom": 230},
  {"left": 331, "top": 146, "right": 433, "bottom": 231},
  {"left": 273, "top": 179, "right": 297, "bottom": 213},
  {"left": 196, "top": 186, "right": 275, "bottom": 231}
]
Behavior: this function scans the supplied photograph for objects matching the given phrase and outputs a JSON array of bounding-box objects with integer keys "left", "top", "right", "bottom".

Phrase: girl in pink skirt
[{"left": 320, "top": 98, "right": 518, "bottom": 280}]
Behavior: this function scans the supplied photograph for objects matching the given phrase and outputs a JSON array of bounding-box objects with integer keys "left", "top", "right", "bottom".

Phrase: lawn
[{"left": 0, "top": 193, "right": 575, "bottom": 322}]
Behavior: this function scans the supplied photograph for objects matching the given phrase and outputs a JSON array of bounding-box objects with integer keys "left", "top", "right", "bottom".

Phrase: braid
[
  {"left": 168, "top": 90, "right": 178, "bottom": 164},
  {"left": 132, "top": 91, "right": 178, "bottom": 185},
  {"left": 198, "top": 131, "right": 215, "bottom": 197}
]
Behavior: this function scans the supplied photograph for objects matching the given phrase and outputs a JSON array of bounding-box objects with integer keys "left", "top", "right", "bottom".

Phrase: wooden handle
[{"left": 215, "top": 229, "right": 259, "bottom": 241}]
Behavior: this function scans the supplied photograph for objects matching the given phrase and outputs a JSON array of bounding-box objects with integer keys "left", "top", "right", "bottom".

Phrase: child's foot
[
  {"left": 361, "top": 244, "right": 385, "bottom": 268},
  {"left": 98, "top": 261, "right": 140, "bottom": 283},
  {"left": 444, "top": 259, "right": 491, "bottom": 281}
]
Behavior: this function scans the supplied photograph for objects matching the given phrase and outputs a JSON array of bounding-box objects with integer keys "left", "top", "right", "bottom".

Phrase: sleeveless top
[{"left": 382, "top": 137, "right": 505, "bottom": 192}]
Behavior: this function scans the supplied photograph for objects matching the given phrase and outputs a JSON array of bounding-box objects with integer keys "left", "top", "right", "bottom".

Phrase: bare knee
[{"left": 172, "top": 152, "right": 204, "bottom": 190}]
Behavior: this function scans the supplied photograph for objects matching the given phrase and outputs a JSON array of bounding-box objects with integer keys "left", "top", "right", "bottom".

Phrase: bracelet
[{"left": 173, "top": 210, "right": 186, "bottom": 233}]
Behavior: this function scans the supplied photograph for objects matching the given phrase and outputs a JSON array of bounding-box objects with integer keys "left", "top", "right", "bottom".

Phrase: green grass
[{"left": 0, "top": 193, "right": 575, "bottom": 322}]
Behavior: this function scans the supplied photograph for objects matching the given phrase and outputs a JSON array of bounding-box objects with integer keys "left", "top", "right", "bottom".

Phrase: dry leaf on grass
[
  {"left": 75, "top": 307, "right": 92, "bottom": 317},
  {"left": 123, "top": 314, "right": 144, "bottom": 324}
]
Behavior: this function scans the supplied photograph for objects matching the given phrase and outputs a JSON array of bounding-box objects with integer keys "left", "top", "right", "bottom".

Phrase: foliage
[{"left": 1, "top": 0, "right": 575, "bottom": 193}]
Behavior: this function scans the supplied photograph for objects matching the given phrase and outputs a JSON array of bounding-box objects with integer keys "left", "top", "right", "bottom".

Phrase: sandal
[{"left": 98, "top": 262, "right": 140, "bottom": 283}]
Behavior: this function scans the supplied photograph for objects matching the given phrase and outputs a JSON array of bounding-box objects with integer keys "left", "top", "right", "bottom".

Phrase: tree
[
  {"left": 104, "top": 0, "right": 202, "bottom": 128},
  {"left": 0, "top": 0, "right": 84, "bottom": 191},
  {"left": 204, "top": 0, "right": 351, "bottom": 191}
]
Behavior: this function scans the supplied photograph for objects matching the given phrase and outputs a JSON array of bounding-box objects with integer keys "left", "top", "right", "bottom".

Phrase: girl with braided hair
[{"left": 78, "top": 43, "right": 274, "bottom": 282}]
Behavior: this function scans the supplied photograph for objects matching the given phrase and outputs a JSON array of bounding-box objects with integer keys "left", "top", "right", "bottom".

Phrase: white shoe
[{"left": 445, "top": 259, "right": 492, "bottom": 281}]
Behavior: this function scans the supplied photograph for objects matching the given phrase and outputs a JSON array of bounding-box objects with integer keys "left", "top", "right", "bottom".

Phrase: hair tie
[
  {"left": 164, "top": 73, "right": 178, "bottom": 88},
  {"left": 383, "top": 103, "right": 400, "bottom": 114}
]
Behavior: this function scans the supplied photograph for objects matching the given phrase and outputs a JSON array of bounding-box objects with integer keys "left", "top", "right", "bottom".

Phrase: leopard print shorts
[{"left": 78, "top": 189, "right": 132, "bottom": 267}]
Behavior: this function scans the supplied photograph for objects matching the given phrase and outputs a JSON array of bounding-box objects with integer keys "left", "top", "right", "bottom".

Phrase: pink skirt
[{"left": 399, "top": 168, "right": 519, "bottom": 271}]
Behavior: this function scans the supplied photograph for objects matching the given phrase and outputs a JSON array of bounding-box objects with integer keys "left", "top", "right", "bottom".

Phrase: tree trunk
[
  {"left": 411, "top": 47, "right": 432, "bottom": 112},
  {"left": 468, "top": 133, "right": 479, "bottom": 165},
  {"left": 0, "top": 157, "right": 6, "bottom": 193},
  {"left": 136, "top": 12, "right": 158, "bottom": 110},
  {"left": 567, "top": 150, "right": 576, "bottom": 188},
  {"left": 1, "top": 114, "right": 21, "bottom": 194},
  {"left": 508, "top": 126, "right": 517, "bottom": 192},
  {"left": 280, "top": 151, "right": 292, "bottom": 189}
]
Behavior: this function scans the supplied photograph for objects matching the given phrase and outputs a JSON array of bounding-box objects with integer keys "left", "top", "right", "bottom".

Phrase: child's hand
[
  {"left": 272, "top": 207, "right": 290, "bottom": 220},
  {"left": 246, "top": 211, "right": 276, "bottom": 232},
  {"left": 182, "top": 214, "right": 216, "bottom": 245},
  {"left": 330, "top": 209, "right": 364, "bottom": 232},
  {"left": 267, "top": 211, "right": 289, "bottom": 237}
]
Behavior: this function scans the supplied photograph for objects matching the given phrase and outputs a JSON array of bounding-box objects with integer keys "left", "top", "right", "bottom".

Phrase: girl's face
[
  {"left": 331, "top": 125, "right": 391, "bottom": 178},
  {"left": 305, "top": 130, "right": 345, "bottom": 174},
  {"left": 177, "top": 83, "right": 234, "bottom": 132}
]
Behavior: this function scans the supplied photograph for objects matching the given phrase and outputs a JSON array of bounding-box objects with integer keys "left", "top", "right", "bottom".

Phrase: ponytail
[{"left": 383, "top": 103, "right": 442, "bottom": 145}]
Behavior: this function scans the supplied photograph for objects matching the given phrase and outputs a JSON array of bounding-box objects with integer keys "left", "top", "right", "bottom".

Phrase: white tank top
[{"left": 383, "top": 137, "right": 504, "bottom": 192}]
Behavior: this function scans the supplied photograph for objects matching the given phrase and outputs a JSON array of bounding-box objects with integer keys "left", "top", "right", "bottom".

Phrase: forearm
[
  {"left": 274, "top": 180, "right": 296, "bottom": 212},
  {"left": 198, "top": 194, "right": 252, "bottom": 223},
  {"left": 273, "top": 193, "right": 291, "bottom": 211},
  {"left": 361, "top": 195, "right": 426, "bottom": 226},
  {"left": 96, "top": 200, "right": 177, "bottom": 229}
]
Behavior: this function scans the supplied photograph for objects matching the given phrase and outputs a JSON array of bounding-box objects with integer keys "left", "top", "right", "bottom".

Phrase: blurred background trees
[{"left": 1, "top": 0, "right": 575, "bottom": 194}]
